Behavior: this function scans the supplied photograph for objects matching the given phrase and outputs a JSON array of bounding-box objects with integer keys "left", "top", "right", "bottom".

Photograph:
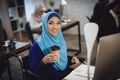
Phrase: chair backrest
[
  {"left": 86, "top": 16, "right": 92, "bottom": 22},
  {"left": 84, "top": 22, "right": 99, "bottom": 60},
  {"left": 22, "top": 56, "right": 29, "bottom": 70},
  {"left": 25, "top": 22, "right": 34, "bottom": 43},
  {"left": 84, "top": 22, "right": 99, "bottom": 79}
]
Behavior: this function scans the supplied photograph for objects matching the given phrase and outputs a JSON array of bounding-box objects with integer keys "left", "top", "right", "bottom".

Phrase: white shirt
[{"left": 29, "top": 13, "right": 46, "bottom": 40}]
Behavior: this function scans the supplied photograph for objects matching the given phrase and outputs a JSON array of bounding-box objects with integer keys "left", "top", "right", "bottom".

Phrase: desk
[
  {"left": 0, "top": 41, "right": 31, "bottom": 80},
  {"left": 31, "top": 21, "right": 81, "bottom": 55},
  {"left": 61, "top": 21, "right": 81, "bottom": 55}
]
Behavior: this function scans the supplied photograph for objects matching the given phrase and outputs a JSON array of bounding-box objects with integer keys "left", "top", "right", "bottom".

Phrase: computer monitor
[
  {"left": 0, "top": 19, "right": 6, "bottom": 48},
  {"left": 93, "top": 33, "right": 120, "bottom": 80}
]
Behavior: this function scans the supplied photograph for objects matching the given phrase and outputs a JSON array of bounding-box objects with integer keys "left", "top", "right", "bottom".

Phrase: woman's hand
[
  {"left": 42, "top": 53, "right": 60, "bottom": 64},
  {"left": 71, "top": 56, "right": 80, "bottom": 64}
]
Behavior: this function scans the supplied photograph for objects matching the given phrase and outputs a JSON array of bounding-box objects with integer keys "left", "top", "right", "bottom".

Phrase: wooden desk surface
[
  {"left": 0, "top": 41, "right": 31, "bottom": 60},
  {"left": 61, "top": 21, "right": 79, "bottom": 31}
]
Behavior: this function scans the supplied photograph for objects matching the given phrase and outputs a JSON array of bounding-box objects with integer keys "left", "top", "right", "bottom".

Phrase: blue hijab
[{"left": 37, "top": 11, "right": 68, "bottom": 71}]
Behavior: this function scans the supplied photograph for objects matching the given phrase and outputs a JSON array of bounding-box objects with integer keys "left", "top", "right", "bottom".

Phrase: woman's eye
[
  {"left": 48, "top": 21, "right": 61, "bottom": 25},
  {"left": 48, "top": 22, "right": 53, "bottom": 24}
]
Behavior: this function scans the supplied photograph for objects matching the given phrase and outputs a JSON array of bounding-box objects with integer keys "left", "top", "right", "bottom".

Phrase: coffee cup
[{"left": 51, "top": 45, "right": 60, "bottom": 61}]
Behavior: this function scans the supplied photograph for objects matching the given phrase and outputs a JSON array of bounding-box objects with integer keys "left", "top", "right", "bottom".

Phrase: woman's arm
[{"left": 29, "top": 42, "right": 50, "bottom": 74}]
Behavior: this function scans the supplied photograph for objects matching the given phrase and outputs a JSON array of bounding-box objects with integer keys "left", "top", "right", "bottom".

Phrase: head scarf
[{"left": 36, "top": 11, "right": 68, "bottom": 71}]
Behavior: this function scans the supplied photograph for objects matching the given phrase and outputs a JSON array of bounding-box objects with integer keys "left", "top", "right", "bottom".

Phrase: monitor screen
[
  {"left": 93, "top": 33, "right": 120, "bottom": 80},
  {"left": 0, "top": 19, "right": 6, "bottom": 47}
]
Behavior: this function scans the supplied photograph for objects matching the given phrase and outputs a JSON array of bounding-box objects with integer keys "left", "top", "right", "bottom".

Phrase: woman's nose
[{"left": 53, "top": 24, "right": 58, "bottom": 28}]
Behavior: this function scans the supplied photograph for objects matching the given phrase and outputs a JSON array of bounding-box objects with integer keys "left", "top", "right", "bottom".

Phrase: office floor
[{"left": 1, "top": 34, "right": 98, "bottom": 80}]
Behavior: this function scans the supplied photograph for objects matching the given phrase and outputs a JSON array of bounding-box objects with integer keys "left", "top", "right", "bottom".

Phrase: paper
[{"left": 64, "top": 64, "right": 95, "bottom": 80}]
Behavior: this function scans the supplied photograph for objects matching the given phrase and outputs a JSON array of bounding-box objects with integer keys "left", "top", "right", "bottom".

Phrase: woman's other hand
[{"left": 71, "top": 56, "right": 80, "bottom": 64}]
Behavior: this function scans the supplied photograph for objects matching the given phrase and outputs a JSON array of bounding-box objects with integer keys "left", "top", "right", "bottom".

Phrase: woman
[
  {"left": 30, "top": 4, "right": 46, "bottom": 40},
  {"left": 29, "top": 11, "right": 80, "bottom": 80}
]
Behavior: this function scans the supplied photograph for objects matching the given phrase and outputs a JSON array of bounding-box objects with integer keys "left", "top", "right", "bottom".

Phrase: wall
[
  {"left": 0, "top": 1, "right": 13, "bottom": 39},
  {"left": 65, "top": 0, "right": 97, "bottom": 35},
  {"left": 25, "top": 0, "right": 114, "bottom": 35}
]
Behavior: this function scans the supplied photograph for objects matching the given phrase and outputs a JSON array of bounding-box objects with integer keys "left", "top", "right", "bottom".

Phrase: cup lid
[{"left": 51, "top": 45, "right": 60, "bottom": 51}]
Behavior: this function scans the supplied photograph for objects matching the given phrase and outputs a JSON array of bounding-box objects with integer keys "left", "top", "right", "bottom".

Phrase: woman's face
[
  {"left": 39, "top": 10, "right": 45, "bottom": 16},
  {"left": 48, "top": 16, "right": 61, "bottom": 36}
]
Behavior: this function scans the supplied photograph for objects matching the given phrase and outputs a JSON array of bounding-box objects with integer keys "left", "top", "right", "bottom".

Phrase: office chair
[
  {"left": 86, "top": 16, "right": 94, "bottom": 22},
  {"left": 25, "top": 22, "right": 34, "bottom": 43},
  {"left": 86, "top": 16, "right": 92, "bottom": 22},
  {"left": 25, "top": 22, "right": 42, "bottom": 43},
  {"left": 84, "top": 22, "right": 99, "bottom": 80},
  {"left": 14, "top": 54, "right": 47, "bottom": 80}
]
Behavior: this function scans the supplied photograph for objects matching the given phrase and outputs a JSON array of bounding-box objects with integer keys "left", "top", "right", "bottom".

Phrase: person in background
[
  {"left": 98, "top": 0, "right": 120, "bottom": 40},
  {"left": 30, "top": 4, "right": 46, "bottom": 40},
  {"left": 90, "top": 0, "right": 109, "bottom": 42},
  {"left": 91, "top": 0, "right": 120, "bottom": 66},
  {"left": 91, "top": 0, "right": 109, "bottom": 24},
  {"left": 29, "top": 11, "right": 80, "bottom": 80}
]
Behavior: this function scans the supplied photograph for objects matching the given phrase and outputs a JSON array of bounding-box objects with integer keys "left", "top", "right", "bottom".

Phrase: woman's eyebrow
[
  {"left": 48, "top": 20, "right": 54, "bottom": 23},
  {"left": 57, "top": 21, "right": 61, "bottom": 23}
]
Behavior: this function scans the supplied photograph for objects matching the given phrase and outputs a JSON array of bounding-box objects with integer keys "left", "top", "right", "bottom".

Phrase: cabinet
[{"left": 8, "top": 0, "right": 26, "bottom": 40}]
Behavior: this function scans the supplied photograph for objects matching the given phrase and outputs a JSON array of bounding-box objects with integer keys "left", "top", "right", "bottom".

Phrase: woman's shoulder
[
  {"left": 30, "top": 41, "right": 44, "bottom": 54},
  {"left": 30, "top": 42, "right": 45, "bottom": 57},
  {"left": 30, "top": 42, "right": 40, "bottom": 50}
]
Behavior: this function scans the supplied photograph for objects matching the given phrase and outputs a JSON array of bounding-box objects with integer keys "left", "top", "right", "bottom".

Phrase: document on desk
[{"left": 64, "top": 64, "right": 95, "bottom": 80}]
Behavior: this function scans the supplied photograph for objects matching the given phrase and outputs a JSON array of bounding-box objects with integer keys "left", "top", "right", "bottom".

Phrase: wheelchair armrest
[
  {"left": 14, "top": 54, "right": 24, "bottom": 68},
  {"left": 14, "top": 54, "right": 47, "bottom": 80},
  {"left": 24, "top": 69, "right": 47, "bottom": 80}
]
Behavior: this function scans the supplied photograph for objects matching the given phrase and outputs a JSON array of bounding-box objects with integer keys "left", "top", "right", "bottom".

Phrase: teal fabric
[{"left": 36, "top": 11, "right": 68, "bottom": 71}]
